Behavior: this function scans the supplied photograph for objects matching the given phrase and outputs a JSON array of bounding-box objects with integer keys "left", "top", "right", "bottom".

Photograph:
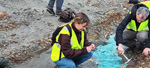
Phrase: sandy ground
[
  {"left": 0, "top": 0, "right": 101, "bottom": 68},
  {"left": 14, "top": 48, "right": 97, "bottom": 68},
  {"left": 1, "top": 0, "right": 150, "bottom": 68}
]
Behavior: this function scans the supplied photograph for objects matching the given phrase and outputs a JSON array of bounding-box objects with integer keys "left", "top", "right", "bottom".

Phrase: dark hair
[{"left": 73, "top": 12, "right": 90, "bottom": 25}]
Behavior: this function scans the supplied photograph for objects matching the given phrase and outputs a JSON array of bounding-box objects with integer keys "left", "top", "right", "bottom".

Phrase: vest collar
[{"left": 72, "top": 23, "right": 81, "bottom": 33}]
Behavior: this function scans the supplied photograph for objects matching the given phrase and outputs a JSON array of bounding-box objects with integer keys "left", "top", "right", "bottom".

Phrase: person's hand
[
  {"left": 86, "top": 46, "right": 92, "bottom": 53},
  {"left": 117, "top": 43, "right": 124, "bottom": 55},
  {"left": 90, "top": 44, "right": 95, "bottom": 49},
  {"left": 142, "top": 48, "right": 150, "bottom": 56}
]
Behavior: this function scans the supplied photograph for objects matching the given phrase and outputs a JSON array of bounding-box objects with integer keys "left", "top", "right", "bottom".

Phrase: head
[
  {"left": 72, "top": 12, "right": 90, "bottom": 31},
  {"left": 136, "top": 7, "right": 149, "bottom": 23}
]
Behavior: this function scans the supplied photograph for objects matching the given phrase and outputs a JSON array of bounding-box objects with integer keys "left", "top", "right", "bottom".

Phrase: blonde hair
[{"left": 72, "top": 12, "right": 90, "bottom": 25}]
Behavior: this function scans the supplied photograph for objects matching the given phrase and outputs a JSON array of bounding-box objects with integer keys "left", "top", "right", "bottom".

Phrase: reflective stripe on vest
[
  {"left": 51, "top": 22, "right": 85, "bottom": 62},
  {"left": 126, "top": 19, "right": 149, "bottom": 31}
]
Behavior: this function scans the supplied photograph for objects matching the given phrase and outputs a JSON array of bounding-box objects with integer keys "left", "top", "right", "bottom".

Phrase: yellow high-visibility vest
[
  {"left": 127, "top": 1, "right": 150, "bottom": 31},
  {"left": 51, "top": 22, "right": 85, "bottom": 62}
]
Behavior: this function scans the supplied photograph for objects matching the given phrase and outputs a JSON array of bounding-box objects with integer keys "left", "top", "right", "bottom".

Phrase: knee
[
  {"left": 137, "top": 35, "right": 147, "bottom": 42},
  {"left": 65, "top": 63, "right": 76, "bottom": 68},
  {"left": 137, "top": 31, "right": 148, "bottom": 42},
  {"left": 88, "top": 51, "right": 93, "bottom": 58},
  {"left": 57, "top": 61, "right": 76, "bottom": 68}
]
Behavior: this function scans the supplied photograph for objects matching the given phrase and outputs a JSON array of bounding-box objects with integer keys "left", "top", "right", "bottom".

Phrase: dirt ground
[{"left": 0, "top": 0, "right": 150, "bottom": 68}]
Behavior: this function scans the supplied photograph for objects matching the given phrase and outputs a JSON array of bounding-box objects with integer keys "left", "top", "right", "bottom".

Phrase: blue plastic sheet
[{"left": 93, "top": 35, "right": 127, "bottom": 68}]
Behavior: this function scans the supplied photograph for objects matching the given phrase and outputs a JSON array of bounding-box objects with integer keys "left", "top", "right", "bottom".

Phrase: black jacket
[{"left": 116, "top": 4, "right": 150, "bottom": 48}]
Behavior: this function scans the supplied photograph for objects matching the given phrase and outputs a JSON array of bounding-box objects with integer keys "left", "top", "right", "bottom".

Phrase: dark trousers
[{"left": 121, "top": 29, "right": 148, "bottom": 48}]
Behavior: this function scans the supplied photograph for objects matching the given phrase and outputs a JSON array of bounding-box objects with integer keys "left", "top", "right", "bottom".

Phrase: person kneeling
[{"left": 51, "top": 12, "right": 95, "bottom": 68}]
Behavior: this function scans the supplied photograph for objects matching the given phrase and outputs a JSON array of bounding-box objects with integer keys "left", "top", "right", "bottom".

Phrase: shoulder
[
  {"left": 130, "top": 5, "right": 138, "bottom": 17},
  {"left": 59, "top": 26, "right": 70, "bottom": 35}
]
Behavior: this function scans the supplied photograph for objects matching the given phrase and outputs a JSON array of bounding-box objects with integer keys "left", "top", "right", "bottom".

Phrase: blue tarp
[{"left": 93, "top": 35, "right": 127, "bottom": 68}]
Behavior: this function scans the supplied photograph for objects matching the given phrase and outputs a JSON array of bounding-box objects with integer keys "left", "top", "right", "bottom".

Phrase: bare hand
[
  {"left": 142, "top": 48, "right": 150, "bottom": 56},
  {"left": 117, "top": 44, "right": 124, "bottom": 55},
  {"left": 86, "top": 46, "right": 92, "bottom": 53},
  {"left": 90, "top": 44, "right": 95, "bottom": 49}
]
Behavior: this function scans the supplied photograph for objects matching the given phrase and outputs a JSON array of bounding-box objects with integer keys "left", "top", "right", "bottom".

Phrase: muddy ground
[{"left": 0, "top": 0, "right": 150, "bottom": 68}]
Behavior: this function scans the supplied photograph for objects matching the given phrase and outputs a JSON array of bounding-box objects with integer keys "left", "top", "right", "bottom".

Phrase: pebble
[{"left": 137, "top": 57, "right": 143, "bottom": 61}]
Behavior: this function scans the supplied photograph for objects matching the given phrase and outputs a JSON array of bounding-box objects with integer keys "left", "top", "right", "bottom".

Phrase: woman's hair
[
  {"left": 136, "top": 7, "right": 149, "bottom": 19},
  {"left": 72, "top": 12, "right": 90, "bottom": 25}
]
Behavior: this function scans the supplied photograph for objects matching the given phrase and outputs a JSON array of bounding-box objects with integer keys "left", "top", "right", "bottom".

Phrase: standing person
[
  {"left": 47, "top": 0, "right": 64, "bottom": 15},
  {"left": 51, "top": 12, "right": 95, "bottom": 68},
  {"left": 116, "top": 1, "right": 150, "bottom": 56}
]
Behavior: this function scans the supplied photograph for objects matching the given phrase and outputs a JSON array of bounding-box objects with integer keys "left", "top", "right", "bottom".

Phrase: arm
[
  {"left": 116, "top": 14, "right": 131, "bottom": 55},
  {"left": 116, "top": 14, "right": 131, "bottom": 45},
  {"left": 84, "top": 31, "right": 95, "bottom": 50},
  {"left": 145, "top": 21, "right": 150, "bottom": 48},
  {"left": 59, "top": 34, "right": 88, "bottom": 59},
  {"left": 84, "top": 31, "right": 92, "bottom": 47},
  {"left": 116, "top": 4, "right": 137, "bottom": 45},
  {"left": 142, "top": 19, "right": 150, "bottom": 56}
]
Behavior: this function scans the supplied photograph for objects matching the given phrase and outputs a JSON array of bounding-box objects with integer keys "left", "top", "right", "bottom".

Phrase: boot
[{"left": 47, "top": 8, "right": 55, "bottom": 15}]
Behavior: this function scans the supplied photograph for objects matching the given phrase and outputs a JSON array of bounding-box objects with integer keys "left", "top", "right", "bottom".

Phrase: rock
[
  {"left": 0, "top": 12, "right": 9, "bottom": 20},
  {"left": 137, "top": 57, "right": 143, "bottom": 61},
  {"left": 123, "top": 8, "right": 127, "bottom": 11},
  {"left": 11, "top": 34, "right": 16, "bottom": 37}
]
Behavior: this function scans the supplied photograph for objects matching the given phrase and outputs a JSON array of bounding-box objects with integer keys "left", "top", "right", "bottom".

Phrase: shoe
[
  {"left": 55, "top": 14, "right": 60, "bottom": 17},
  {"left": 47, "top": 8, "right": 55, "bottom": 15},
  {"left": 56, "top": 11, "right": 62, "bottom": 16}
]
